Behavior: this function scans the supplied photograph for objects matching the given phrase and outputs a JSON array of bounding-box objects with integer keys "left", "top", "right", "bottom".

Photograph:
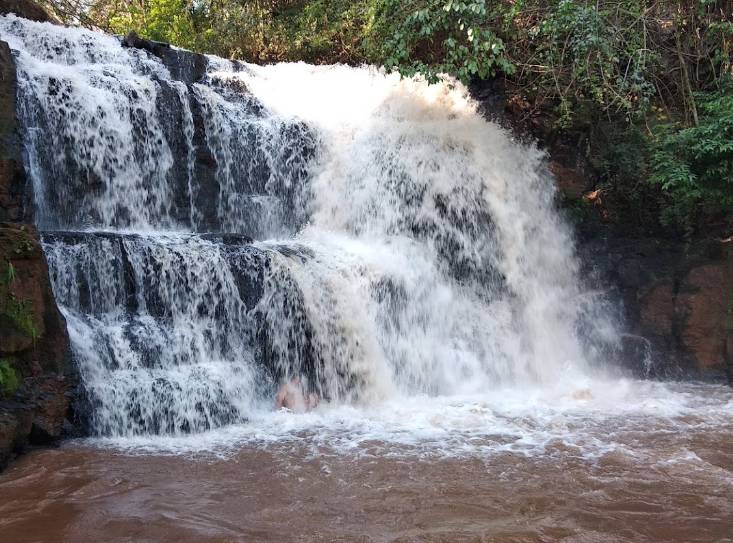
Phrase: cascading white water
[
  {"left": 1, "top": 14, "right": 620, "bottom": 438},
  {"left": 222, "top": 64, "right": 620, "bottom": 398},
  {"left": 1, "top": 15, "right": 315, "bottom": 233},
  {"left": 42, "top": 233, "right": 269, "bottom": 434}
]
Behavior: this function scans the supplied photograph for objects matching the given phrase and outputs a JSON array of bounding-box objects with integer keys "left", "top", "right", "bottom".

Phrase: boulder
[
  {"left": 0, "top": 407, "right": 29, "bottom": 467},
  {"left": 27, "top": 373, "right": 71, "bottom": 443}
]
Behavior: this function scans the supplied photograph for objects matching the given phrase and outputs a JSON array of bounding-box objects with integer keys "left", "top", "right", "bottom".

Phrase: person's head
[{"left": 291, "top": 376, "right": 301, "bottom": 385}]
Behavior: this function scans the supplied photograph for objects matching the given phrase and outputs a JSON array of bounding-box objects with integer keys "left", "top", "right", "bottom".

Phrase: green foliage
[
  {"left": 530, "top": 0, "right": 656, "bottom": 126},
  {"left": 651, "top": 79, "right": 733, "bottom": 230},
  {"left": 275, "top": 0, "right": 372, "bottom": 63},
  {"left": 78, "top": 0, "right": 374, "bottom": 62},
  {"left": 109, "top": 0, "right": 197, "bottom": 48},
  {"left": 368, "top": 0, "right": 514, "bottom": 84},
  {"left": 368, "top": 1, "right": 660, "bottom": 119},
  {"left": 0, "top": 359, "right": 19, "bottom": 397}
]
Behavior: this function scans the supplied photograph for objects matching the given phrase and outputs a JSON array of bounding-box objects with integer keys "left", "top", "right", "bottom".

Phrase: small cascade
[
  {"left": 1, "top": 15, "right": 316, "bottom": 234},
  {"left": 1, "top": 14, "right": 619, "bottom": 438},
  {"left": 43, "top": 232, "right": 265, "bottom": 434}
]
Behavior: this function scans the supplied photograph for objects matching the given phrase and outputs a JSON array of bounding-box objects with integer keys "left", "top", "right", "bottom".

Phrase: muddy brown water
[{"left": 1, "top": 424, "right": 732, "bottom": 543}]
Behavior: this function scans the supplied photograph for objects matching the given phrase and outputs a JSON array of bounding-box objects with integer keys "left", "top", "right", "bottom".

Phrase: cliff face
[
  {"left": 0, "top": 1, "right": 77, "bottom": 469},
  {"left": 581, "top": 231, "right": 733, "bottom": 382},
  {"left": 0, "top": 40, "right": 28, "bottom": 222},
  {"left": 0, "top": 0, "right": 51, "bottom": 220},
  {"left": 0, "top": 223, "right": 74, "bottom": 467}
]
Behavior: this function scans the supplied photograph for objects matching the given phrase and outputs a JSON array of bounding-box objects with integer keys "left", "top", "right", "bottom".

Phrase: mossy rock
[
  {"left": 1, "top": 263, "right": 39, "bottom": 349},
  {"left": 0, "top": 224, "right": 38, "bottom": 261},
  {"left": 0, "top": 225, "right": 42, "bottom": 352},
  {"left": 0, "top": 313, "right": 33, "bottom": 353},
  {"left": 0, "top": 358, "right": 19, "bottom": 397}
]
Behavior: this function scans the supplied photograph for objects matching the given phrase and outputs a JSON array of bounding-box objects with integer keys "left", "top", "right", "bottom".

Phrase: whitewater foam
[{"left": 84, "top": 381, "right": 733, "bottom": 466}]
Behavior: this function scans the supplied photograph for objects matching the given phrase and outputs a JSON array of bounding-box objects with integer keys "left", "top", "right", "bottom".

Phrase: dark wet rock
[
  {"left": 187, "top": 89, "right": 222, "bottom": 231},
  {"left": 1, "top": 225, "right": 69, "bottom": 370},
  {"left": 122, "top": 32, "right": 208, "bottom": 84},
  {"left": 0, "top": 40, "right": 30, "bottom": 223},
  {"left": 579, "top": 233, "right": 733, "bottom": 382},
  {"left": 615, "top": 255, "right": 651, "bottom": 290},
  {"left": 0, "top": 405, "right": 31, "bottom": 468},
  {"left": 618, "top": 334, "right": 654, "bottom": 376},
  {"left": 548, "top": 160, "right": 591, "bottom": 201},
  {"left": 204, "top": 233, "right": 255, "bottom": 245},
  {"left": 26, "top": 374, "right": 70, "bottom": 443},
  {"left": 677, "top": 262, "right": 733, "bottom": 375}
]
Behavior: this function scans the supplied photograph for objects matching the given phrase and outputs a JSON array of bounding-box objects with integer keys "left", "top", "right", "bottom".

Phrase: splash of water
[{"left": 2, "top": 15, "right": 620, "bottom": 438}]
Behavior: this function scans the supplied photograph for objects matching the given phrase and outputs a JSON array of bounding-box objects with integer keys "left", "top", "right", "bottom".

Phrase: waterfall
[{"left": 1, "top": 14, "right": 618, "bottom": 437}]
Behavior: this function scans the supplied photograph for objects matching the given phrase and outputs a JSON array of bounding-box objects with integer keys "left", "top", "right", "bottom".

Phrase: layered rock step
[{"left": 43, "top": 231, "right": 326, "bottom": 436}]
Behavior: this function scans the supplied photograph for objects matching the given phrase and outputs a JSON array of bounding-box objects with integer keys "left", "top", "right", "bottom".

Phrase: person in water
[{"left": 275, "top": 376, "right": 319, "bottom": 413}]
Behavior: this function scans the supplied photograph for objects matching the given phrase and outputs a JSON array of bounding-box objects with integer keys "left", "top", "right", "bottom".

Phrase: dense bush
[
  {"left": 651, "top": 79, "right": 733, "bottom": 231},
  {"left": 366, "top": 0, "right": 514, "bottom": 83}
]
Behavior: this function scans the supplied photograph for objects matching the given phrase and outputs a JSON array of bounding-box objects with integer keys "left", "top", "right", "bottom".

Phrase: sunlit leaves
[
  {"left": 373, "top": 0, "right": 512, "bottom": 84},
  {"left": 651, "top": 79, "right": 733, "bottom": 229}
]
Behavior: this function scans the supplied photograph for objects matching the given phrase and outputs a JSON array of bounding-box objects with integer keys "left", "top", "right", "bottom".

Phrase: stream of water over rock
[{"left": 0, "top": 14, "right": 731, "bottom": 542}]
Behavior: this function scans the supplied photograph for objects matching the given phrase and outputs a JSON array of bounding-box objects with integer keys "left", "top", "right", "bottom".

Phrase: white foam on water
[{"left": 84, "top": 381, "right": 733, "bottom": 466}]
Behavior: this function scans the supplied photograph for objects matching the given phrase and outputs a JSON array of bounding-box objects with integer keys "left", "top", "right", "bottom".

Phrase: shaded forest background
[{"left": 39, "top": 0, "right": 733, "bottom": 236}]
